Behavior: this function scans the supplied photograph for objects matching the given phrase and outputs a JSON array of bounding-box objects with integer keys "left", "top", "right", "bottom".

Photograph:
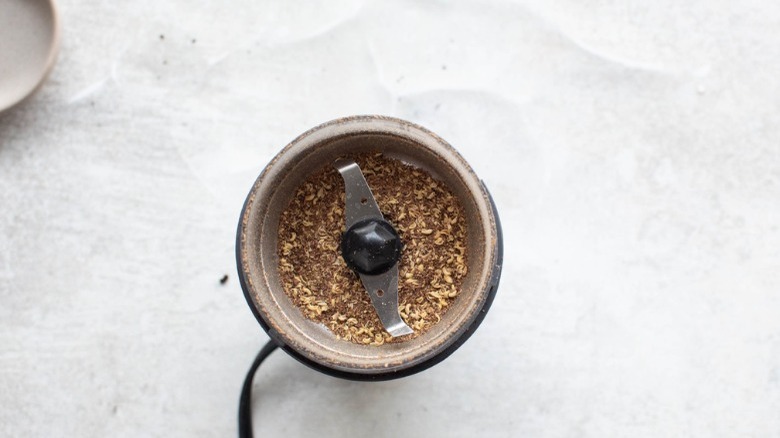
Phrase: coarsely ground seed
[{"left": 277, "top": 153, "right": 468, "bottom": 345}]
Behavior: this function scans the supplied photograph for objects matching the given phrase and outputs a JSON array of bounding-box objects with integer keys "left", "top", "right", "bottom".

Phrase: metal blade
[
  {"left": 359, "top": 266, "right": 414, "bottom": 337},
  {"left": 334, "top": 158, "right": 384, "bottom": 229},
  {"left": 334, "top": 158, "right": 414, "bottom": 338}
]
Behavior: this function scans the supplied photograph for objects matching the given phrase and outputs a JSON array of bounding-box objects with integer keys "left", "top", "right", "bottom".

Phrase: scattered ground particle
[
  {"left": 277, "top": 153, "right": 468, "bottom": 345},
  {"left": 159, "top": 34, "right": 164, "bottom": 40},
  {"left": 220, "top": 274, "right": 229, "bottom": 285}
]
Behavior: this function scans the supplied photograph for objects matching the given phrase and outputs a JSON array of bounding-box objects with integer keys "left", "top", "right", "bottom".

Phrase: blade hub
[{"left": 341, "top": 218, "right": 402, "bottom": 276}]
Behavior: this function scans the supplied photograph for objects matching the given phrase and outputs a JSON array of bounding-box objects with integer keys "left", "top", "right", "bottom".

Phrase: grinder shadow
[
  {"left": 250, "top": 351, "right": 455, "bottom": 437},
  {"left": 0, "top": 98, "right": 39, "bottom": 152}
]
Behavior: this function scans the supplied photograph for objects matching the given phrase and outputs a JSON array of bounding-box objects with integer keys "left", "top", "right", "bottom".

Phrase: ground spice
[{"left": 277, "top": 153, "right": 468, "bottom": 345}]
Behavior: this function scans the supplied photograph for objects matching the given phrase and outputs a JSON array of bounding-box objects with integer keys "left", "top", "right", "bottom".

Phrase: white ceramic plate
[{"left": 0, "top": 0, "right": 60, "bottom": 113}]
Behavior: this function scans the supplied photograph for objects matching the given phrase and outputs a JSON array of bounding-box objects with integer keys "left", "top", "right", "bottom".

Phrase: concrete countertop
[{"left": 1, "top": 0, "right": 779, "bottom": 436}]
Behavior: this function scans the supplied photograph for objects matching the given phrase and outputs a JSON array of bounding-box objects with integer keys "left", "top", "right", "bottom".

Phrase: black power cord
[{"left": 238, "top": 340, "right": 279, "bottom": 438}]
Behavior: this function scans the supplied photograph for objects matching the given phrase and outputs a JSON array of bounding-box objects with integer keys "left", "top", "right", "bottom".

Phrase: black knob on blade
[{"left": 341, "top": 218, "right": 402, "bottom": 276}]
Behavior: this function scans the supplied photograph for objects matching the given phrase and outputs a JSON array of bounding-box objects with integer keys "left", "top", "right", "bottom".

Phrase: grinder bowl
[{"left": 236, "top": 115, "right": 503, "bottom": 380}]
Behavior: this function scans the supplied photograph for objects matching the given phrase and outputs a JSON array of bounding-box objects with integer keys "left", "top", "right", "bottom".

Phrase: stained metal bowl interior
[{"left": 238, "top": 116, "right": 498, "bottom": 374}]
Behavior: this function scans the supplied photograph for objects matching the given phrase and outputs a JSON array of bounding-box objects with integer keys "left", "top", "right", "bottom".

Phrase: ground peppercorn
[{"left": 277, "top": 153, "right": 468, "bottom": 345}]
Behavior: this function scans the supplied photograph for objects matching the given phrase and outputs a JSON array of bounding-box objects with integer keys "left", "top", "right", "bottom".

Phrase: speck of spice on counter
[{"left": 277, "top": 153, "right": 468, "bottom": 345}]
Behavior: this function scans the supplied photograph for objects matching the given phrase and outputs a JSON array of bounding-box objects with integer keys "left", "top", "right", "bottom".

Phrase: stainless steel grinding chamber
[{"left": 236, "top": 115, "right": 503, "bottom": 382}]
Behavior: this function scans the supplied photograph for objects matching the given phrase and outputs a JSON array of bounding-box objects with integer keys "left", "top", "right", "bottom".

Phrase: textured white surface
[{"left": 2, "top": 0, "right": 780, "bottom": 436}]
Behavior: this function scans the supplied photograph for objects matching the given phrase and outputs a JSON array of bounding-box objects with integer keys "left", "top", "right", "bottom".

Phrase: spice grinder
[{"left": 236, "top": 115, "right": 503, "bottom": 381}]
